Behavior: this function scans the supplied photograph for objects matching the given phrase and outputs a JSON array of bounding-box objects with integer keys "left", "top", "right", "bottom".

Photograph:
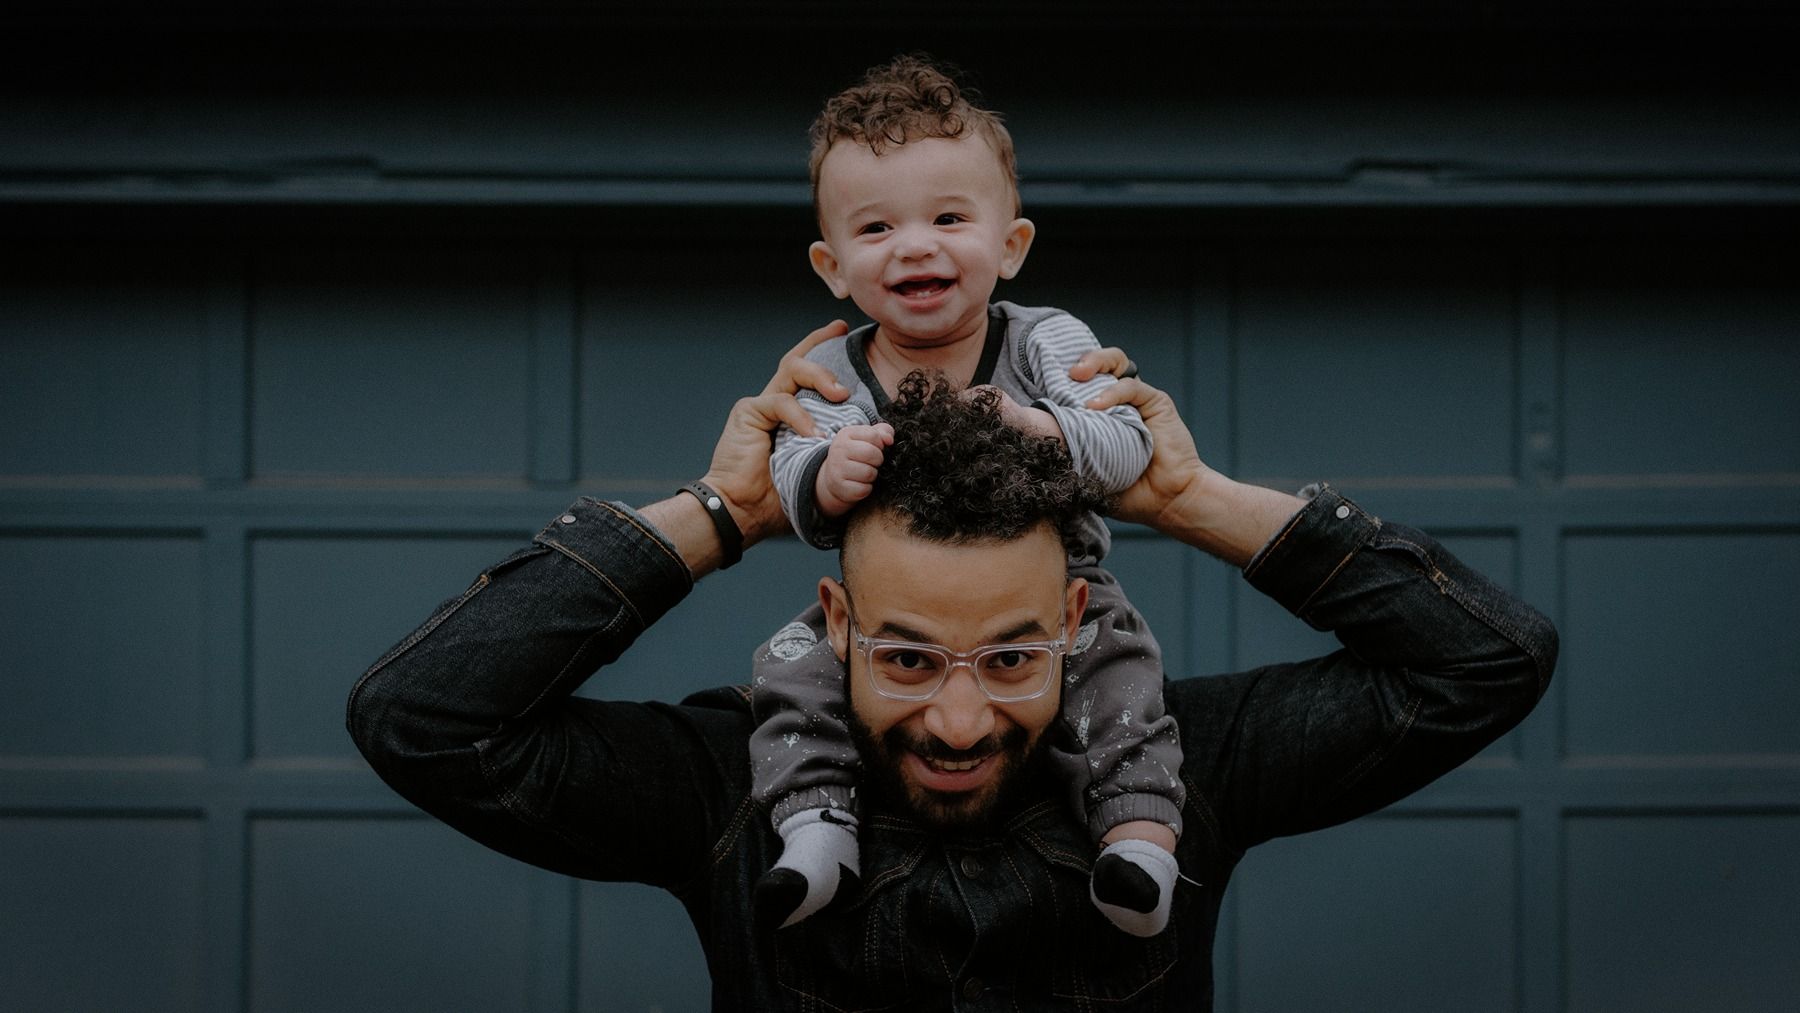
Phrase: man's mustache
[{"left": 886, "top": 724, "right": 1028, "bottom": 763}]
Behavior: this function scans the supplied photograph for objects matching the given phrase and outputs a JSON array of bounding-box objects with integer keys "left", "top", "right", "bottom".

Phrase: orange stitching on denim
[
  {"left": 596, "top": 499, "right": 688, "bottom": 575},
  {"left": 539, "top": 535, "right": 642, "bottom": 629}
]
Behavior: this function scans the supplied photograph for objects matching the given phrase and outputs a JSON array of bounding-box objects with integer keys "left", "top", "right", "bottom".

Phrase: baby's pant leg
[
  {"left": 750, "top": 603, "right": 859, "bottom": 828},
  {"left": 1050, "top": 569, "right": 1186, "bottom": 844}
]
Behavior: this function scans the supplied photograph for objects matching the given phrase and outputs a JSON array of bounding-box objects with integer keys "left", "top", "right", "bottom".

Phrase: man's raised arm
[
  {"left": 1083, "top": 366, "right": 1556, "bottom": 854},
  {"left": 346, "top": 329, "right": 836, "bottom": 887}
]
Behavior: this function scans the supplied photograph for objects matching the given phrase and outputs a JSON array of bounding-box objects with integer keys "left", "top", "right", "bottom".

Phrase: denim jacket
[{"left": 347, "top": 486, "right": 1556, "bottom": 1012}]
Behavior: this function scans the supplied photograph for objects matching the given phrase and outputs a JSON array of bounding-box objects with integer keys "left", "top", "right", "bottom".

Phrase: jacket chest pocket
[
  {"left": 1037, "top": 860, "right": 1181, "bottom": 1009},
  {"left": 772, "top": 891, "right": 919, "bottom": 1013}
]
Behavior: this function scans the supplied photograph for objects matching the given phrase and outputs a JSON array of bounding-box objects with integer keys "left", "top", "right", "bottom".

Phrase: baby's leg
[
  {"left": 1051, "top": 569, "right": 1186, "bottom": 937},
  {"left": 749, "top": 603, "right": 861, "bottom": 930}
]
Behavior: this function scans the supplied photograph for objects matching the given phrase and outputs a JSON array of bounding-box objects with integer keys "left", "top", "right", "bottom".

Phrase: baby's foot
[
  {"left": 1090, "top": 838, "right": 1177, "bottom": 937},
  {"left": 754, "top": 808, "right": 861, "bottom": 931}
]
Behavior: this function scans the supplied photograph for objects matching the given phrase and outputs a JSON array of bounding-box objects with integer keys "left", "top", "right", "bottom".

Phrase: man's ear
[
  {"left": 1062, "top": 575, "right": 1089, "bottom": 648},
  {"left": 820, "top": 576, "right": 851, "bottom": 660},
  {"left": 809, "top": 241, "right": 851, "bottom": 299},
  {"left": 998, "top": 217, "right": 1036, "bottom": 280}
]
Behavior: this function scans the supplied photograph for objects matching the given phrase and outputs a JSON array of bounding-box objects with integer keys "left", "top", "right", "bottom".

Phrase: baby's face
[{"left": 810, "top": 135, "right": 1033, "bottom": 349}]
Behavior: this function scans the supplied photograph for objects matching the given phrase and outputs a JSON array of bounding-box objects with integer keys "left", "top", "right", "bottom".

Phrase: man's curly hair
[
  {"left": 849, "top": 371, "right": 1106, "bottom": 563},
  {"left": 808, "top": 53, "right": 1021, "bottom": 221}
]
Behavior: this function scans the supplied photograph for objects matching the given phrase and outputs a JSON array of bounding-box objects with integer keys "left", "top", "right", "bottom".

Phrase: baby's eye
[
  {"left": 934, "top": 213, "right": 966, "bottom": 226},
  {"left": 857, "top": 221, "right": 890, "bottom": 235}
]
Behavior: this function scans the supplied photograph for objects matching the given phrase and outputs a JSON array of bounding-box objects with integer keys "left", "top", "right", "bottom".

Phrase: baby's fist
[{"left": 815, "top": 423, "right": 895, "bottom": 519}]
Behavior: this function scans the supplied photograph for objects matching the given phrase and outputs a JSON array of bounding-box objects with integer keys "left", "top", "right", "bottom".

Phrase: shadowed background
[{"left": 2, "top": 3, "right": 1798, "bottom": 1011}]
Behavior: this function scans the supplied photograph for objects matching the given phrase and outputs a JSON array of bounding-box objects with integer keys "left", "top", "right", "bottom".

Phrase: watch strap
[{"left": 678, "top": 480, "right": 744, "bottom": 569}]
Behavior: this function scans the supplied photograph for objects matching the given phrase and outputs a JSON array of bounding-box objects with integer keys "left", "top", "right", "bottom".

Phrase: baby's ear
[
  {"left": 809, "top": 241, "right": 851, "bottom": 299},
  {"left": 998, "top": 218, "right": 1036, "bottom": 280}
]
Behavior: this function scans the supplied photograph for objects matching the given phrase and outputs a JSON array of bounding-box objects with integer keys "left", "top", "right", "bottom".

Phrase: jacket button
[
  {"left": 959, "top": 855, "right": 983, "bottom": 878},
  {"left": 1334, "top": 505, "right": 1351, "bottom": 520},
  {"left": 560, "top": 513, "right": 578, "bottom": 524},
  {"left": 961, "top": 977, "right": 985, "bottom": 1000}
]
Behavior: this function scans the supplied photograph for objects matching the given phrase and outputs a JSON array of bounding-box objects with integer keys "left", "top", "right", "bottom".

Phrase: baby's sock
[
  {"left": 1090, "top": 838, "right": 1178, "bottom": 938},
  {"left": 754, "top": 807, "right": 861, "bottom": 931}
]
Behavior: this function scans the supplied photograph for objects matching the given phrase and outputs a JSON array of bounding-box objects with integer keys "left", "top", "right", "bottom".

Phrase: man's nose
[{"left": 921, "top": 666, "right": 996, "bottom": 749}]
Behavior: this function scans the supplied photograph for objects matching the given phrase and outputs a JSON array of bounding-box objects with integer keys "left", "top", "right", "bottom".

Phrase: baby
[{"left": 751, "top": 55, "right": 1184, "bottom": 938}]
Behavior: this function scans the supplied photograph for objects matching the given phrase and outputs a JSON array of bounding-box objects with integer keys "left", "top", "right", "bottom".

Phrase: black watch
[{"left": 678, "top": 480, "right": 744, "bottom": 569}]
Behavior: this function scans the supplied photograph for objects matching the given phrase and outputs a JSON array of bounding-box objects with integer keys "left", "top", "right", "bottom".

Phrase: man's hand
[
  {"left": 815, "top": 423, "right": 895, "bottom": 519},
  {"left": 1067, "top": 345, "right": 1137, "bottom": 384},
  {"left": 1082, "top": 376, "right": 1209, "bottom": 533},
  {"left": 681, "top": 321, "right": 860, "bottom": 549},
  {"left": 1086, "top": 372, "right": 1303, "bottom": 567},
  {"left": 764, "top": 319, "right": 852, "bottom": 402},
  {"left": 697, "top": 391, "right": 821, "bottom": 548}
]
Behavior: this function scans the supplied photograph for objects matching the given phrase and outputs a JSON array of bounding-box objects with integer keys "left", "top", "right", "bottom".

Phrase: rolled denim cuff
[
  {"left": 1242, "top": 484, "right": 1382, "bottom": 623},
  {"left": 1094, "top": 793, "right": 1184, "bottom": 843},
  {"left": 534, "top": 497, "right": 693, "bottom": 634}
]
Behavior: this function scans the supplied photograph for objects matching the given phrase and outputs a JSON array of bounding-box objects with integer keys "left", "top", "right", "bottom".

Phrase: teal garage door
[
  {"left": 3, "top": 16, "right": 1799, "bottom": 1013},
  {"left": 4, "top": 221, "right": 1796, "bottom": 1012}
]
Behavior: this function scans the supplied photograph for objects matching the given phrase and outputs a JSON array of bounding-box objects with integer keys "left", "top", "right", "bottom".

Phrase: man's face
[
  {"left": 808, "top": 135, "right": 1035, "bottom": 350},
  {"left": 822, "top": 512, "right": 1086, "bottom": 829}
]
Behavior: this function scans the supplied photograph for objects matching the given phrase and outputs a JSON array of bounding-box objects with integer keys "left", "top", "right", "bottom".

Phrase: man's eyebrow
[{"left": 873, "top": 618, "right": 1053, "bottom": 643}]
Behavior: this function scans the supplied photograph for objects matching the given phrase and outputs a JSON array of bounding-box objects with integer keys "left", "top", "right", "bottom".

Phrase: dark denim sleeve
[
  {"left": 345, "top": 497, "right": 745, "bottom": 890},
  {"left": 1170, "top": 486, "right": 1558, "bottom": 856}
]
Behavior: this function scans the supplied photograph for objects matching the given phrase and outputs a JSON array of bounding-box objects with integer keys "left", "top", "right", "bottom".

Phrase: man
[{"left": 348, "top": 338, "right": 1556, "bottom": 1011}]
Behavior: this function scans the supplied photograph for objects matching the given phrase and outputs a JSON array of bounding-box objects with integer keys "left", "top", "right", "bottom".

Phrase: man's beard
[{"left": 848, "top": 710, "right": 1051, "bottom": 831}]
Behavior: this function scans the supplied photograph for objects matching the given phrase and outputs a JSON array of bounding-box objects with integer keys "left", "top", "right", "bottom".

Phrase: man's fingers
[
  {"left": 765, "top": 393, "right": 821, "bottom": 438},
  {"left": 1085, "top": 376, "right": 1163, "bottom": 414},
  {"left": 1069, "top": 346, "right": 1133, "bottom": 383},
  {"left": 764, "top": 320, "right": 852, "bottom": 398}
]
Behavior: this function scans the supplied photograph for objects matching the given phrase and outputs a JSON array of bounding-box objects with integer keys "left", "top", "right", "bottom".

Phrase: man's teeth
[{"left": 928, "top": 756, "right": 983, "bottom": 772}]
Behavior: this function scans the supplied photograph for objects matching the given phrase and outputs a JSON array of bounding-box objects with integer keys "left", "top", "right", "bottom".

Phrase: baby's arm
[
  {"left": 1023, "top": 313, "right": 1154, "bottom": 493},
  {"left": 772, "top": 394, "right": 868, "bottom": 548}
]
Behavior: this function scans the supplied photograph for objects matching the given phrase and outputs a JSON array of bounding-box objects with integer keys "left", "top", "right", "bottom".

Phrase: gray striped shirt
[{"left": 771, "top": 301, "right": 1152, "bottom": 565}]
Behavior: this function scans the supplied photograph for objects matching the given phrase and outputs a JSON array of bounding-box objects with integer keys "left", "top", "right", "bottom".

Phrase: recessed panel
[
  {"left": 1236, "top": 246, "right": 1516, "bottom": 481},
  {"left": 1563, "top": 246, "right": 1800, "bottom": 479},
  {"left": 250, "top": 248, "right": 535, "bottom": 478},
  {"left": 1564, "top": 531, "right": 1800, "bottom": 760},
  {"left": 0, "top": 815, "right": 204, "bottom": 1013},
  {"left": 250, "top": 816, "right": 538, "bottom": 1013},
  {"left": 251, "top": 533, "right": 527, "bottom": 761},
  {"left": 1567, "top": 813, "right": 1800, "bottom": 1012},
  {"left": 0, "top": 250, "right": 205, "bottom": 479},
  {"left": 0, "top": 533, "right": 204, "bottom": 761},
  {"left": 577, "top": 881, "right": 710, "bottom": 1012},
  {"left": 1235, "top": 815, "right": 1517, "bottom": 1012},
  {"left": 579, "top": 242, "right": 829, "bottom": 484}
]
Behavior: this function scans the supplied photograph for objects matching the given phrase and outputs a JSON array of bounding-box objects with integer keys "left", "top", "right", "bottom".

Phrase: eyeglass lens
[{"left": 867, "top": 643, "right": 1056, "bottom": 701}]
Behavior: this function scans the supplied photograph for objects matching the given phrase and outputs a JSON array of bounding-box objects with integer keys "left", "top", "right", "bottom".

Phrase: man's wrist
[
  {"left": 1161, "top": 470, "right": 1306, "bottom": 568},
  {"left": 677, "top": 480, "right": 743, "bottom": 569}
]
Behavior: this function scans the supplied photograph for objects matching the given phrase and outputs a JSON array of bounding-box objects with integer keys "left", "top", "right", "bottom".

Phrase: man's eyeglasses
[{"left": 844, "top": 591, "right": 1067, "bottom": 703}]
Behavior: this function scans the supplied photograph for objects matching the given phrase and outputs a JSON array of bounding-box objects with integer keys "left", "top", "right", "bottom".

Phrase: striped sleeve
[
  {"left": 771, "top": 392, "right": 874, "bottom": 548},
  {"left": 1019, "top": 312, "right": 1154, "bottom": 495}
]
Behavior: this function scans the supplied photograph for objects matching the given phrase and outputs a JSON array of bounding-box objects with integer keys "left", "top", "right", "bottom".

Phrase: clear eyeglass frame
[{"left": 844, "top": 592, "right": 1068, "bottom": 703}]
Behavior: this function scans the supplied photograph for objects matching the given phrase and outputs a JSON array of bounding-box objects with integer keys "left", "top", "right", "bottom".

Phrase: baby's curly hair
[
  {"left": 808, "top": 53, "right": 1021, "bottom": 220},
  {"left": 849, "top": 371, "right": 1106, "bottom": 563}
]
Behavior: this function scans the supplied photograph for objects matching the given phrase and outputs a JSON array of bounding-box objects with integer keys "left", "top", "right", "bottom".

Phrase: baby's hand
[
  {"left": 973, "top": 386, "right": 1066, "bottom": 444},
  {"left": 815, "top": 423, "right": 895, "bottom": 518}
]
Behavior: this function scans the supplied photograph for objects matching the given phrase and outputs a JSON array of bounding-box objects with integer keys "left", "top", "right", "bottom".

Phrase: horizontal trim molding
[{"left": 5, "top": 174, "right": 1800, "bottom": 210}]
